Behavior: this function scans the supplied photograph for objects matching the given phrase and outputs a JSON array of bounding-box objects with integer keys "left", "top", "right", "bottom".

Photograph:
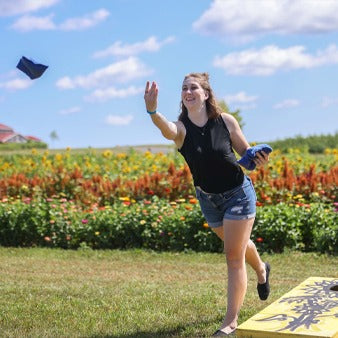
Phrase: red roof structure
[
  {"left": 0, "top": 123, "right": 42, "bottom": 144},
  {"left": 25, "top": 135, "right": 41, "bottom": 142},
  {"left": 0, "top": 124, "right": 14, "bottom": 132}
]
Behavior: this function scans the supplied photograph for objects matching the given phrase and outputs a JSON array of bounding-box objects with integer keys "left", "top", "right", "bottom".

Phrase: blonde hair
[{"left": 178, "top": 72, "right": 223, "bottom": 121}]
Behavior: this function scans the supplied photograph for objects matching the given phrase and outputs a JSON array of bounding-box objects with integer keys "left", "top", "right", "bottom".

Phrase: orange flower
[
  {"left": 203, "top": 223, "right": 209, "bottom": 228},
  {"left": 189, "top": 198, "right": 198, "bottom": 204}
]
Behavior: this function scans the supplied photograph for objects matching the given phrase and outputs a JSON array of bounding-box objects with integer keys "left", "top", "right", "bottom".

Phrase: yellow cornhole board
[{"left": 237, "top": 277, "right": 338, "bottom": 338}]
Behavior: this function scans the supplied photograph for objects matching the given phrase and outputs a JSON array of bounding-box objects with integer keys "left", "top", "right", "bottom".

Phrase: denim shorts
[{"left": 195, "top": 176, "right": 257, "bottom": 228}]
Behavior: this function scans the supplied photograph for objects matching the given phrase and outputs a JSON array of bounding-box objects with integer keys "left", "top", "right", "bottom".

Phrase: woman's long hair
[{"left": 178, "top": 72, "right": 223, "bottom": 121}]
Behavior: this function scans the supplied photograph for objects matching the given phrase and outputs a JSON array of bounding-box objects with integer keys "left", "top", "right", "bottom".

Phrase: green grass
[
  {"left": 0, "top": 248, "right": 337, "bottom": 337},
  {"left": 0, "top": 144, "right": 175, "bottom": 155}
]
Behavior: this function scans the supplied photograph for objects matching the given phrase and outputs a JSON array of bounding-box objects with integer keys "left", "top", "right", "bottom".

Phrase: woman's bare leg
[
  {"left": 216, "top": 218, "right": 254, "bottom": 333},
  {"left": 212, "top": 224, "right": 266, "bottom": 283}
]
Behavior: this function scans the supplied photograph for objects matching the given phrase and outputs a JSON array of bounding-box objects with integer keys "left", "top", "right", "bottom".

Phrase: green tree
[
  {"left": 50, "top": 130, "right": 59, "bottom": 142},
  {"left": 218, "top": 100, "right": 244, "bottom": 129}
]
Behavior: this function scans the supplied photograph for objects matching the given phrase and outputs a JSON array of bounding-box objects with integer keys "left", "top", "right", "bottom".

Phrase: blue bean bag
[{"left": 237, "top": 144, "right": 273, "bottom": 170}]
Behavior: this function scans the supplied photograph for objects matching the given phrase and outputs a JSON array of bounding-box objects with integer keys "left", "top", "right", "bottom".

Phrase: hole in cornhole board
[{"left": 330, "top": 285, "right": 338, "bottom": 291}]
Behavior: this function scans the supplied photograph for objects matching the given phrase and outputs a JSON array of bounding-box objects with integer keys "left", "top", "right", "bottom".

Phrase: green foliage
[
  {"left": 0, "top": 198, "right": 336, "bottom": 254},
  {"left": 252, "top": 203, "right": 338, "bottom": 254},
  {"left": 267, "top": 132, "right": 338, "bottom": 153},
  {"left": 0, "top": 141, "right": 47, "bottom": 151}
]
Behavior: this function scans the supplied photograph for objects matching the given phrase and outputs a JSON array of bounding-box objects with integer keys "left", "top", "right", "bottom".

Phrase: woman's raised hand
[{"left": 144, "top": 81, "right": 158, "bottom": 113}]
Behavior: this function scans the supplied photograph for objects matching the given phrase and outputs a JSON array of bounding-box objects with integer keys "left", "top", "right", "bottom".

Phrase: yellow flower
[
  {"left": 122, "top": 167, "right": 131, "bottom": 173},
  {"left": 117, "top": 153, "right": 126, "bottom": 159},
  {"left": 31, "top": 148, "right": 37, "bottom": 155},
  {"left": 140, "top": 220, "right": 146, "bottom": 225},
  {"left": 103, "top": 150, "right": 112, "bottom": 158},
  {"left": 119, "top": 197, "right": 130, "bottom": 202},
  {"left": 95, "top": 231, "right": 100, "bottom": 236},
  {"left": 145, "top": 151, "right": 153, "bottom": 159},
  {"left": 55, "top": 153, "right": 63, "bottom": 162},
  {"left": 203, "top": 223, "right": 209, "bottom": 228}
]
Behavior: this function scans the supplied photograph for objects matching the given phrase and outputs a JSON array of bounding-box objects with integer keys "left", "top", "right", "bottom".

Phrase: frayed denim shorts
[{"left": 195, "top": 176, "right": 257, "bottom": 228}]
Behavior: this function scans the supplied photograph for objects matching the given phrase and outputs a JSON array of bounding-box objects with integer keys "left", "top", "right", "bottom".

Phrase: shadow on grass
[{"left": 89, "top": 318, "right": 217, "bottom": 337}]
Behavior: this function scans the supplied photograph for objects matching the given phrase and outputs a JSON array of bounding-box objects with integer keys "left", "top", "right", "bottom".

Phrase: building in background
[{"left": 0, "top": 123, "right": 42, "bottom": 144}]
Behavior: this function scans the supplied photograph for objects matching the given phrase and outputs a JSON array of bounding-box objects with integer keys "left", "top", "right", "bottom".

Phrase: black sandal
[
  {"left": 257, "top": 262, "right": 271, "bottom": 300},
  {"left": 212, "top": 329, "right": 236, "bottom": 336}
]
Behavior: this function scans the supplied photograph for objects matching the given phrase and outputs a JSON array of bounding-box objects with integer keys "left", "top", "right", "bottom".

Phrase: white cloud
[
  {"left": 56, "top": 57, "right": 152, "bottom": 89},
  {"left": 321, "top": 96, "right": 338, "bottom": 108},
  {"left": 59, "top": 9, "right": 109, "bottom": 31},
  {"left": 273, "top": 99, "right": 300, "bottom": 109},
  {"left": 193, "top": 0, "right": 338, "bottom": 40},
  {"left": 105, "top": 114, "right": 133, "bottom": 126},
  {"left": 86, "top": 86, "right": 143, "bottom": 102},
  {"left": 0, "top": 0, "right": 59, "bottom": 16},
  {"left": 213, "top": 44, "right": 338, "bottom": 76},
  {"left": 224, "top": 91, "right": 258, "bottom": 110},
  {"left": 224, "top": 91, "right": 258, "bottom": 104},
  {"left": 0, "top": 78, "right": 33, "bottom": 90},
  {"left": 11, "top": 14, "right": 56, "bottom": 32},
  {"left": 11, "top": 8, "right": 109, "bottom": 32},
  {"left": 58, "top": 106, "right": 81, "bottom": 115},
  {"left": 93, "top": 36, "right": 175, "bottom": 58}
]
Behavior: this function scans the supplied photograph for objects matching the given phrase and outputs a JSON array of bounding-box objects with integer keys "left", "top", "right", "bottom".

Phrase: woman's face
[{"left": 181, "top": 77, "right": 208, "bottom": 110}]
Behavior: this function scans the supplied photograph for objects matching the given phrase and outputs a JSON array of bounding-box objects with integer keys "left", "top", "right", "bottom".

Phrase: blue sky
[{"left": 1, "top": 0, "right": 337, "bottom": 149}]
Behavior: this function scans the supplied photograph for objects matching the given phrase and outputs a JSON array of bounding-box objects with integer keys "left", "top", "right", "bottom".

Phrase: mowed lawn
[{"left": 0, "top": 248, "right": 337, "bottom": 337}]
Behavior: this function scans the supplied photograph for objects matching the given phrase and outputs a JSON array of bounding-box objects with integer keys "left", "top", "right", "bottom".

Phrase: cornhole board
[{"left": 237, "top": 277, "right": 338, "bottom": 338}]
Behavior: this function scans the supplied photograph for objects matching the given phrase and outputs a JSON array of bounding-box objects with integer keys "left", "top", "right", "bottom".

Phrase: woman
[{"left": 144, "top": 73, "right": 270, "bottom": 336}]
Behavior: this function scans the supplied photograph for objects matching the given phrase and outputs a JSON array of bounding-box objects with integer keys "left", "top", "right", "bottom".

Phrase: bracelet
[{"left": 147, "top": 109, "right": 157, "bottom": 115}]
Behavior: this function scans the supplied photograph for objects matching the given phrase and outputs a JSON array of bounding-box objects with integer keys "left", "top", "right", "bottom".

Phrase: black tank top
[{"left": 178, "top": 114, "right": 244, "bottom": 193}]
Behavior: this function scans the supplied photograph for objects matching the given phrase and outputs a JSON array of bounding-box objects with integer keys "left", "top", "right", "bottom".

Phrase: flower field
[{"left": 0, "top": 147, "right": 337, "bottom": 253}]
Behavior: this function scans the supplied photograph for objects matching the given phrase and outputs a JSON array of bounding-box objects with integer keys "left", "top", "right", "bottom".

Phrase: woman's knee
[{"left": 225, "top": 249, "right": 245, "bottom": 267}]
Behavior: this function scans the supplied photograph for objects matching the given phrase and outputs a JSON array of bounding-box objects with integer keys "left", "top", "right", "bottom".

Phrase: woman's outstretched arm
[{"left": 144, "top": 81, "right": 183, "bottom": 142}]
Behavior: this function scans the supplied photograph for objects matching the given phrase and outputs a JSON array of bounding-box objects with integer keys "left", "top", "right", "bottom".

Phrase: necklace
[
  {"left": 192, "top": 120, "right": 209, "bottom": 136},
  {"left": 188, "top": 116, "right": 209, "bottom": 136},
  {"left": 196, "top": 124, "right": 208, "bottom": 136}
]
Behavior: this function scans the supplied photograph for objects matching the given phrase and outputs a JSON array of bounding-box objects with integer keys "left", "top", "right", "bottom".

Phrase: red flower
[
  {"left": 256, "top": 237, "right": 264, "bottom": 243},
  {"left": 81, "top": 219, "right": 88, "bottom": 224},
  {"left": 256, "top": 201, "right": 263, "bottom": 206}
]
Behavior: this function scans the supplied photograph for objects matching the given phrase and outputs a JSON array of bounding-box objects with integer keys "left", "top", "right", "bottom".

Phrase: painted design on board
[{"left": 256, "top": 279, "right": 338, "bottom": 332}]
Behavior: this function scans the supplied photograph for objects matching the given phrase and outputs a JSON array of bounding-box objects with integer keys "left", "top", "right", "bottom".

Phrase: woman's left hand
[{"left": 253, "top": 151, "right": 269, "bottom": 168}]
